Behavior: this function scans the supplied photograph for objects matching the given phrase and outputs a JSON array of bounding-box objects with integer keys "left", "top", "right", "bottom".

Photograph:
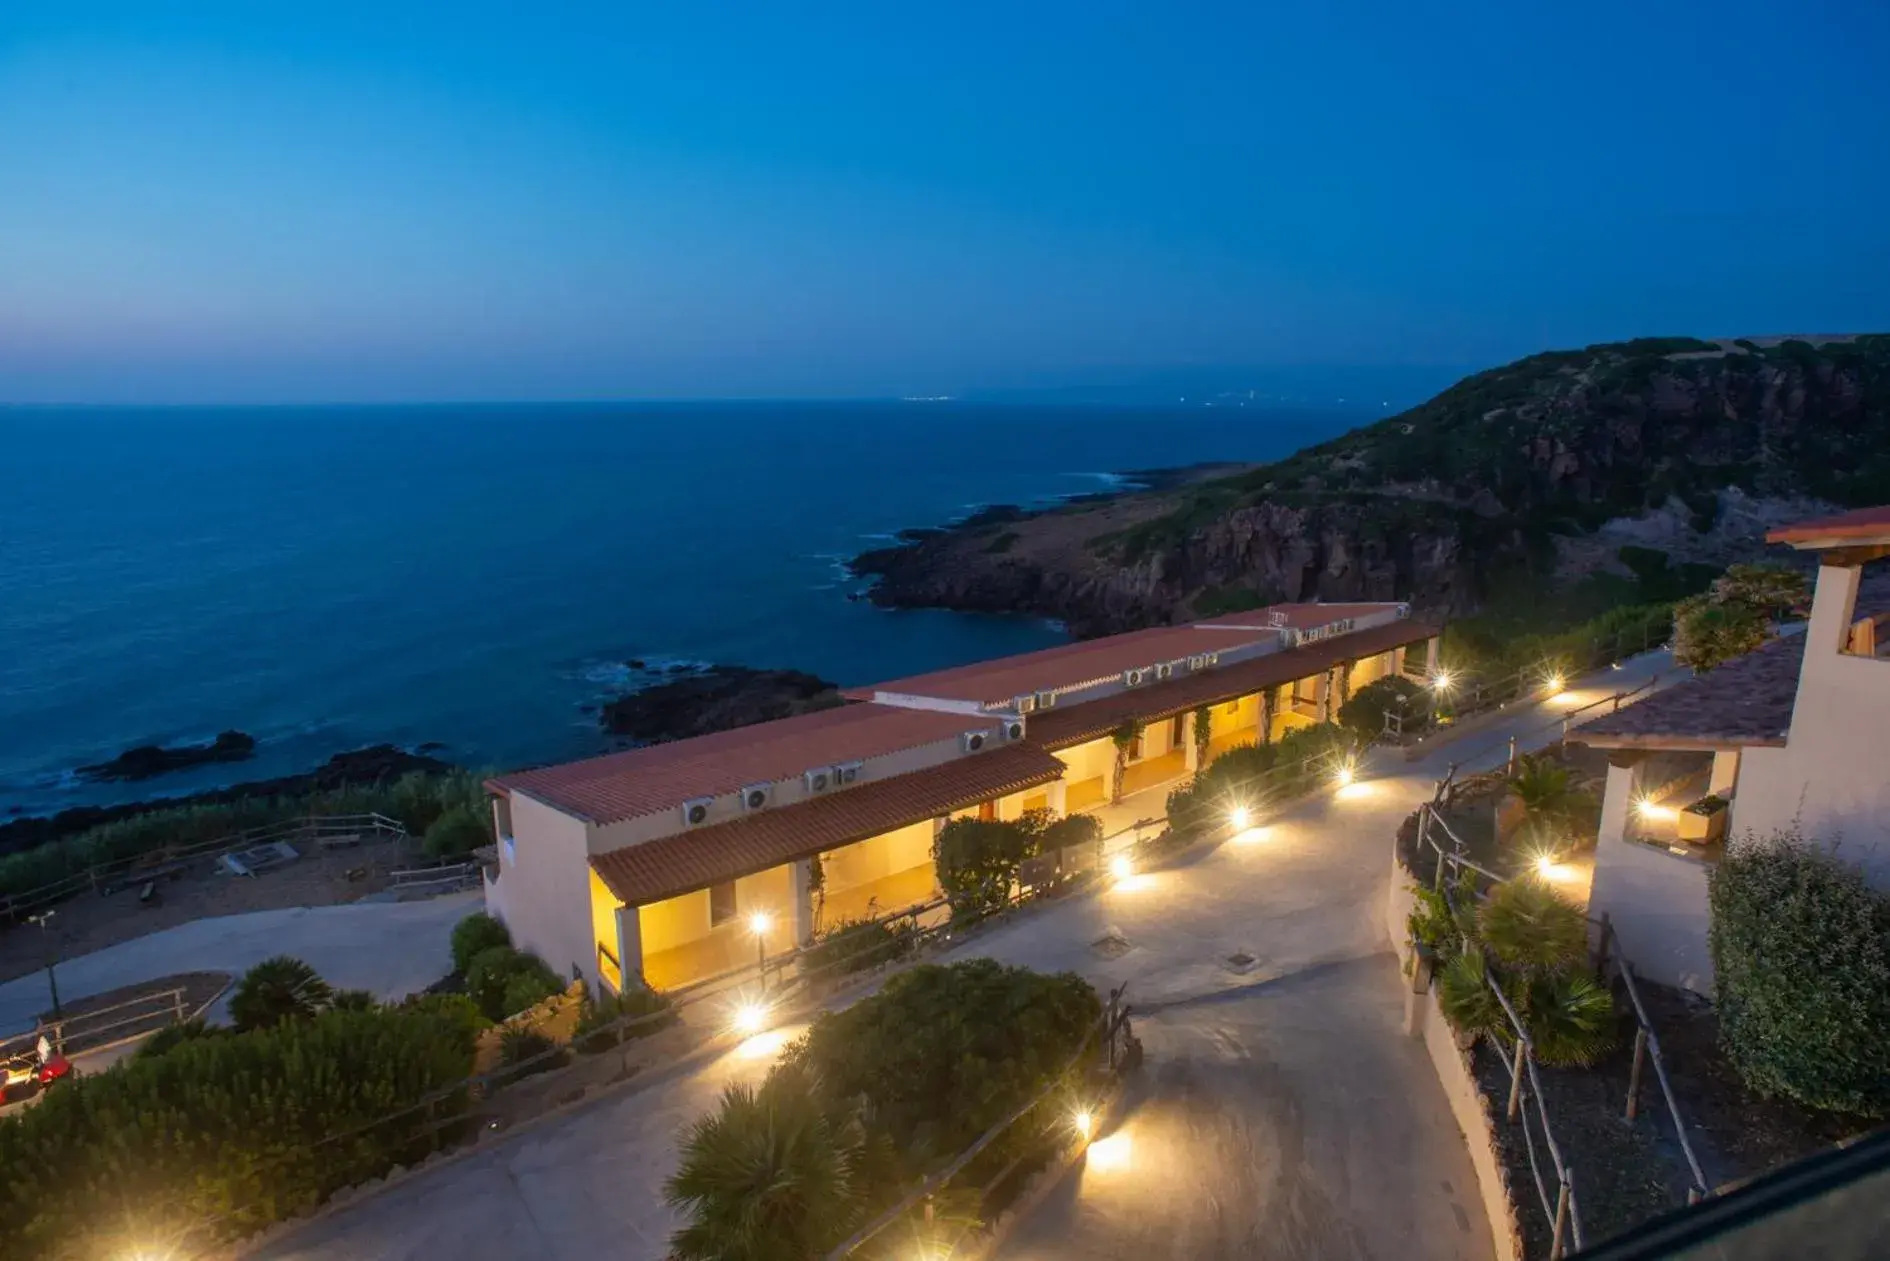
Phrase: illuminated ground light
[
  {"left": 734, "top": 1026, "right": 797, "bottom": 1061},
  {"left": 1532, "top": 853, "right": 1577, "bottom": 883},
  {"left": 1229, "top": 805, "right": 1250, "bottom": 830},
  {"left": 1543, "top": 672, "right": 1566, "bottom": 695},
  {"left": 1232, "top": 824, "right": 1270, "bottom": 844},
  {"left": 1430, "top": 670, "right": 1454, "bottom": 693},
  {"left": 1073, "top": 1109, "right": 1094, "bottom": 1140},
  {"left": 1109, "top": 855, "right": 1134, "bottom": 881},
  {"left": 1635, "top": 798, "right": 1677, "bottom": 823},
  {"left": 731, "top": 1001, "right": 770, "bottom": 1036},
  {"left": 1085, "top": 1132, "right": 1134, "bottom": 1173}
]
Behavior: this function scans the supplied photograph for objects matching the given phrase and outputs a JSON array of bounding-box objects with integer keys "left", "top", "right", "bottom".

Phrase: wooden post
[
  {"left": 1595, "top": 912, "right": 1612, "bottom": 979},
  {"left": 1507, "top": 1040, "right": 1527, "bottom": 1120},
  {"left": 1687, "top": 1185, "right": 1703, "bottom": 1207},
  {"left": 1625, "top": 1027, "right": 1648, "bottom": 1121},
  {"left": 173, "top": 988, "right": 187, "bottom": 1024},
  {"left": 1549, "top": 1180, "right": 1572, "bottom": 1261},
  {"left": 1506, "top": 735, "right": 1517, "bottom": 775}
]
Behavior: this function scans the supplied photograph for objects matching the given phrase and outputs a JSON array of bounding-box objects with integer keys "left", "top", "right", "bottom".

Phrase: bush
[
  {"left": 136, "top": 1017, "right": 226, "bottom": 1062},
  {"left": 933, "top": 817, "right": 1038, "bottom": 922},
  {"left": 328, "top": 988, "right": 380, "bottom": 1013},
  {"left": 802, "top": 914, "right": 920, "bottom": 981},
  {"left": 497, "top": 1027, "right": 567, "bottom": 1080},
  {"left": 1023, "top": 809, "right": 1102, "bottom": 853},
  {"left": 450, "top": 912, "right": 512, "bottom": 974},
  {"left": 1709, "top": 833, "right": 1890, "bottom": 1116},
  {"left": 423, "top": 802, "right": 492, "bottom": 859},
  {"left": 228, "top": 956, "right": 334, "bottom": 1032},
  {"left": 573, "top": 983, "right": 675, "bottom": 1052},
  {"left": 1339, "top": 675, "right": 1429, "bottom": 742},
  {"left": 465, "top": 946, "right": 564, "bottom": 1022},
  {"left": 0, "top": 1005, "right": 479, "bottom": 1257}
]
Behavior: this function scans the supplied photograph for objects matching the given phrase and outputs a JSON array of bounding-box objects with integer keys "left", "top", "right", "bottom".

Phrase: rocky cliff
[{"left": 854, "top": 335, "right": 1890, "bottom": 636}]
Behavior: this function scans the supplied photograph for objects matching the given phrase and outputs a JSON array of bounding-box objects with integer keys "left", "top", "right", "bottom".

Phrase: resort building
[
  {"left": 1578, "top": 506, "right": 1890, "bottom": 992},
  {"left": 483, "top": 602, "right": 1439, "bottom": 993}
]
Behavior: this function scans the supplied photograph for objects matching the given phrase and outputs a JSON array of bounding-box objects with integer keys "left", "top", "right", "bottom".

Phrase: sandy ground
[{"left": 0, "top": 834, "right": 418, "bottom": 985}]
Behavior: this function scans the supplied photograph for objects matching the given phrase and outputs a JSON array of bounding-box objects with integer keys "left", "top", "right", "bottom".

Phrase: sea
[{"left": 0, "top": 401, "right": 1366, "bottom": 816}]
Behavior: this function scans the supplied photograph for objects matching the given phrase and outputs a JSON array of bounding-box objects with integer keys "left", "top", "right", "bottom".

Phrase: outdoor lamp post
[
  {"left": 747, "top": 910, "right": 773, "bottom": 988},
  {"left": 27, "top": 911, "right": 60, "bottom": 1021}
]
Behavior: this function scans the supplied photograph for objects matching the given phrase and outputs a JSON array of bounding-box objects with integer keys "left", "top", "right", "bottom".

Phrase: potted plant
[{"left": 1678, "top": 793, "right": 1729, "bottom": 844}]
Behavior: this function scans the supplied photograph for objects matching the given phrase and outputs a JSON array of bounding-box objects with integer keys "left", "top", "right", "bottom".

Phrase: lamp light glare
[
  {"left": 1229, "top": 806, "right": 1250, "bottom": 830},
  {"left": 1334, "top": 763, "right": 1356, "bottom": 789},
  {"left": 1431, "top": 670, "right": 1454, "bottom": 692},
  {"left": 1073, "top": 1109, "right": 1093, "bottom": 1139},
  {"left": 1545, "top": 672, "right": 1565, "bottom": 695},
  {"left": 1109, "top": 855, "right": 1133, "bottom": 881},
  {"left": 732, "top": 1002, "right": 768, "bottom": 1036},
  {"left": 747, "top": 911, "right": 773, "bottom": 938}
]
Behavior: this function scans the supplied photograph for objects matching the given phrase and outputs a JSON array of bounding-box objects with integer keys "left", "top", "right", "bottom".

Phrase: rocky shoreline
[
  {"left": 599, "top": 664, "right": 844, "bottom": 744},
  {"left": 76, "top": 730, "right": 258, "bottom": 782}
]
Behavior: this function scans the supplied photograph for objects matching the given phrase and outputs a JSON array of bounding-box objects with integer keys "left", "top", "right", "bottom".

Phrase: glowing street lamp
[
  {"left": 1430, "top": 670, "right": 1454, "bottom": 693},
  {"left": 748, "top": 910, "right": 773, "bottom": 986},
  {"left": 1109, "top": 855, "right": 1133, "bottom": 882},
  {"left": 732, "top": 1001, "right": 769, "bottom": 1036},
  {"left": 1543, "top": 671, "right": 1566, "bottom": 696},
  {"left": 1073, "top": 1109, "right": 1094, "bottom": 1141},
  {"left": 1229, "top": 805, "right": 1250, "bottom": 830},
  {"left": 1333, "top": 761, "right": 1356, "bottom": 789}
]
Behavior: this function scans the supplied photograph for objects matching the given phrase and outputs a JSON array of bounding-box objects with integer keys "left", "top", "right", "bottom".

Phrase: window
[
  {"left": 492, "top": 795, "right": 513, "bottom": 841},
  {"left": 978, "top": 799, "right": 997, "bottom": 822},
  {"left": 1170, "top": 715, "right": 1186, "bottom": 746},
  {"left": 709, "top": 881, "right": 738, "bottom": 926}
]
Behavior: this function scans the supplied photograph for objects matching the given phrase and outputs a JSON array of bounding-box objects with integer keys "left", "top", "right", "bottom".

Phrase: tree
[
  {"left": 228, "top": 956, "right": 333, "bottom": 1032},
  {"left": 423, "top": 802, "right": 492, "bottom": 859},
  {"left": 1107, "top": 720, "right": 1143, "bottom": 803},
  {"left": 665, "top": 1065, "right": 864, "bottom": 1261},
  {"left": 450, "top": 912, "right": 513, "bottom": 975},
  {"left": 1673, "top": 562, "right": 1809, "bottom": 673},
  {"left": 464, "top": 945, "right": 564, "bottom": 1021},
  {"left": 1338, "top": 675, "right": 1428, "bottom": 742},
  {"left": 932, "top": 817, "right": 1037, "bottom": 921}
]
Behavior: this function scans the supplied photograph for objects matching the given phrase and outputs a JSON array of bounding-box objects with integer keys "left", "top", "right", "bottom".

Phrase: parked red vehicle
[{"left": 1, "top": 1036, "right": 72, "bottom": 1103}]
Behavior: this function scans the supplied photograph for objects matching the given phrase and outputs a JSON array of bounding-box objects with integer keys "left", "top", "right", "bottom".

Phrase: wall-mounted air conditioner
[
  {"left": 834, "top": 760, "right": 863, "bottom": 786},
  {"left": 803, "top": 767, "right": 834, "bottom": 794},
  {"left": 681, "top": 796, "right": 714, "bottom": 826},
  {"left": 740, "top": 783, "right": 771, "bottom": 812},
  {"left": 1154, "top": 662, "right": 1174, "bottom": 680},
  {"left": 1012, "top": 694, "right": 1037, "bottom": 714},
  {"left": 961, "top": 729, "right": 989, "bottom": 753},
  {"left": 1003, "top": 717, "right": 1027, "bottom": 742},
  {"left": 1121, "top": 667, "right": 1148, "bottom": 687},
  {"left": 1034, "top": 689, "right": 1058, "bottom": 709}
]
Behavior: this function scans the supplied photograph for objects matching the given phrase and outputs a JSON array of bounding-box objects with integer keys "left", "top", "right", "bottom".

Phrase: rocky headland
[
  {"left": 76, "top": 730, "right": 258, "bottom": 782},
  {"left": 853, "top": 335, "right": 1889, "bottom": 636},
  {"left": 600, "top": 664, "right": 844, "bottom": 744}
]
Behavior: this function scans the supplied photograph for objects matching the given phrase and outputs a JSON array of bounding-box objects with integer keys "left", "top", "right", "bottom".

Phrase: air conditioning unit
[
  {"left": 1003, "top": 717, "right": 1027, "bottom": 742},
  {"left": 834, "top": 760, "right": 863, "bottom": 786},
  {"left": 803, "top": 767, "right": 834, "bottom": 794},
  {"left": 740, "top": 783, "right": 771, "bottom": 812},
  {"left": 1012, "top": 694, "right": 1037, "bottom": 714},
  {"left": 961, "top": 729, "right": 989, "bottom": 753},
  {"left": 1186, "top": 654, "right": 1205, "bottom": 671},
  {"left": 1122, "top": 667, "right": 1149, "bottom": 687},
  {"left": 1034, "top": 689, "right": 1058, "bottom": 709},
  {"left": 681, "top": 796, "right": 714, "bottom": 826},
  {"left": 1201, "top": 651, "right": 1220, "bottom": 668},
  {"left": 1154, "top": 662, "right": 1174, "bottom": 680}
]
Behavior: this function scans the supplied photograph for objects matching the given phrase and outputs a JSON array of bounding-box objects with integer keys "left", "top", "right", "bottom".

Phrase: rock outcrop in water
[
  {"left": 854, "top": 336, "right": 1890, "bottom": 636},
  {"left": 600, "top": 665, "right": 843, "bottom": 744},
  {"left": 76, "top": 730, "right": 258, "bottom": 782}
]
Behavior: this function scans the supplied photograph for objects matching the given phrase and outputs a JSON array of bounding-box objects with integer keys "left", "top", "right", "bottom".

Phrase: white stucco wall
[
  {"left": 485, "top": 790, "right": 600, "bottom": 988},
  {"left": 1731, "top": 564, "right": 1890, "bottom": 883},
  {"left": 1586, "top": 834, "right": 1715, "bottom": 994}
]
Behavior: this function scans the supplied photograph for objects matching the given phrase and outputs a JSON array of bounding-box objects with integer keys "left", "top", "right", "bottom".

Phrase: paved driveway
[{"left": 250, "top": 652, "right": 1678, "bottom": 1261}]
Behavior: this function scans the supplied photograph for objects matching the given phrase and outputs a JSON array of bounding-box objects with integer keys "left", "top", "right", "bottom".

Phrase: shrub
[
  {"left": 328, "top": 989, "right": 380, "bottom": 1013},
  {"left": 1505, "top": 753, "right": 1590, "bottom": 842},
  {"left": 0, "top": 1005, "right": 478, "bottom": 1257},
  {"left": 423, "top": 802, "right": 492, "bottom": 859},
  {"left": 136, "top": 1017, "right": 226, "bottom": 1062},
  {"left": 465, "top": 946, "right": 564, "bottom": 1022},
  {"left": 228, "top": 956, "right": 333, "bottom": 1032},
  {"left": 1024, "top": 809, "right": 1103, "bottom": 853},
  {"left": 802, "top": 914, "right": 920, "bottom": 981},
  {"left": 1478, "top": 875, "right": 1588, "bottom": 974},
  {"left": 450, "top": 912, "right": 512, "bottom": 974},
  {"left": 497, "top": 1027, "right": 567, "bottom": 1080},
  {"left": 1339, "top": 675, "right": 1429, "bottom": 742},
  {"left": 1520, "top": 972, "right": 1617, "bottom": 1068},
  {"left": 573, "top": 983, "right": 675, "bottom": 1052},
  {"left": 933, "top": 817, "right": 1038, "bottom": 922},
  {"left": 1709, "top": 833, "right": 1890, "bottom": 1116}
]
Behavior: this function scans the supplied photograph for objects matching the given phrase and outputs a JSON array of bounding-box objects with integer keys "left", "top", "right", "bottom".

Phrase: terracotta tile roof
[
  {"left": 489, "top": 703, "right": 986, "bottom": 825},
  {"left": 846, "top": 624, "right": 1274, "bottom": 706},
  {"left": 1579, "top": 567, "right": 1890, "bottom": 750},
  {"left": 1769, "top": 504, "right": 1890, "bottom": 547},
  {"left": 1024, "top": 618, "right": 1440, "bottom": 749},
  {"left": 590, "top": 742, "right": 1065, "bottom": 906},
  {"left": 1196, "top": 602, "right": 1408, "bottom": 630}
]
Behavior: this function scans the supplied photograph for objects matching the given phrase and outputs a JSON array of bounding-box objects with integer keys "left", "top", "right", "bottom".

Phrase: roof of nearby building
[
  {"left": 589, "top": 741, "right": 1065, "bottom": 906},
  {"left": 848, "top": 602, "right": 1409, "bottom": 707},
  {"left": 1578, "top": 566, "right": 1890, "bottom": 751},
  {"left": 489, "top": 702, "right": 990, "bottom": 825},
  {"left": 1769, "top": 504, "right": 1890, "bottom": 548},
  {"left": 1025, "top": 616, "right": 1440, "bottom": 748}
]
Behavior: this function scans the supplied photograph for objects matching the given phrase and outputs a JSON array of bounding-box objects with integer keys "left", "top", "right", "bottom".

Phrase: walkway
[{"left": 250, "top": 651, "right": 1677, "bottom": 1261}]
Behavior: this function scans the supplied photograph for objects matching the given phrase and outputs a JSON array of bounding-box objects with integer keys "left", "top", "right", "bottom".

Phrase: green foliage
[
  {"left": 802, "top": 913, "right": 920, "bottom": 980},
  {"left": 450, "top": 912, "right": 513, "bottom": 975},
  {"left": 1709, "top": 833, "right": 1890, "bottom": 1117},
  {"left": 1437, "top": 949, "right": 1505, "bottom": 1040},
  {"left": 1165, "top": 724, "right": 1354, "bottom": 839},
  {"left": 497, "top": 1027, "right": 566, "bottom": 1079},
  {"left": 465, "top": 946, "right": 564, "bottom": 1022},
  {"left": 1505, "top": 753, "right": 1590, "bottom": 842},
  {"left": 573, "top": 982, "right": 676, "bottom": 1052},
  {"left": 228, "top": 955, "right": 334, "bottom": 1032},
  {"left": 932, "top": 816, "right": 1038, "bottom": 922},
  {"left": 0, "top": 1004, "right": 478, "bottom": 1257},
  {"left": 397, "top": 992, "right": 490, "bottom": 1044},
  {"left": 1191, "top": 704, "right": 1213, "bottom": 765},
  {"left": 1339, "top": 674, "right": 1428, "bottom": 741},
  {"left": 329, "top": 989, "right": 380, "bottom": 1013},
  {"left": 0, "top": 769, "right": 489, "bottom": 910},
  {"left": 423, "top": 802, "right": 492, "bottom": 858},
  {"left": 1478, "top": 879, "right": 1588, "bottom": 975},
  {"left": 665, "top": 1064, "right": 864, "bottom": 1261},
  {"left": 1520, "top": 973, "right": 1618, "bottom": 1068},
  {"left": 1407, "top": 873, "right": 1477, "bottom": 959},
  {"left": 1673, "top": 562, "right": 1807, "bottom": 673},
  {"left": 135, "top": 1017, "right": 226, "bottom": 1062},
  {"left": 1021, "top": 808, "right": 1102, "bottom": 853},
  {"left": 1191, "top": 583, "right": 1268, "bottom": 618}
]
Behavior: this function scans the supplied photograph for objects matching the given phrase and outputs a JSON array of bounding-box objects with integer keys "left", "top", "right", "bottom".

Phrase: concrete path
[
  {"left": 0, "top": 891, "right": 481, "bottom": 1035},
  {"left": 248, "top": 651, "right": 1678, "bottom": 1261}
]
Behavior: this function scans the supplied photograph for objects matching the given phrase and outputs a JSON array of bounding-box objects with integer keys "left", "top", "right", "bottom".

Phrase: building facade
[
  {"left": 1578, "top": 505, "right": 1890, "bottom": 992},
  {"left": 484, "top": 601, "right": 1439, "bottom": 994}
]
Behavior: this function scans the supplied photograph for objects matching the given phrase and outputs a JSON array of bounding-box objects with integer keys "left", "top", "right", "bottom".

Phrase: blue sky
[{"left": 2, "top": 1, "right": 1886, "bottom": 402}]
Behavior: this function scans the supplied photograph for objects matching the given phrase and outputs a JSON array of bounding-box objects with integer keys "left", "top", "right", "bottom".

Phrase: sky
[{"left": 2, "top": 1, "right": 1887, "bottom": 403}]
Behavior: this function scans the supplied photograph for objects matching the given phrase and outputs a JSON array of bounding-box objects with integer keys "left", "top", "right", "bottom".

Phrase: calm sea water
[{"left": 0, "top": 402, "right": 1362, "bottom": 814}]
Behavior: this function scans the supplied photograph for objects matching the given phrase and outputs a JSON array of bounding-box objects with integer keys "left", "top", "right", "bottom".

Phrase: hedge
[
  {"left": 0, "top": 1003, "right": 479, "bottom": 1258},
  {"left": 1165, "top": 723, "right": 1354, "bottom": 839},
  {"left": 1709, "top": 833, "right": 1890, "bottom": 1117}
]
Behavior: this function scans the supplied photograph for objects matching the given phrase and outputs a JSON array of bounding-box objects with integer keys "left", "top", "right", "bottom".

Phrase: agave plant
[
  {"left": 228, "top": 955, "right": 334, "bottom": 1032},
  {"left": 1478, "top": 878, "right": 1588, "bottom": 975},
  {"left": 665, "top": 1065, "right": 864, "bottom": 1261},
  {"left": 1520, "top": 972, "right": 1617, "bottom": 1067},
  {"left": 1506, "top": 753, "right": 1585, "bottom": 835}
]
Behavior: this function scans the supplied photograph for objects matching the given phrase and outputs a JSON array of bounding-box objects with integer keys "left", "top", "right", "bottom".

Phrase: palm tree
[
  {"left": 1520, "top": 972, "right": 1617, "bottom": 1067},
  {"left": 1478, "top": 879, "right": 1588, "bottom": 976},
  {"left": 665, "top": 1066, "right": 863, "bottom": 1261},
  {"left": 1436, "top": 950, "right": 1505, "bottom": 1044},
  {"left": 228, "top": 955, "right": 333, "bottom": 1032},
  {"left": 1506, "top": 753, "right": 1585, "bottom": 839}
]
